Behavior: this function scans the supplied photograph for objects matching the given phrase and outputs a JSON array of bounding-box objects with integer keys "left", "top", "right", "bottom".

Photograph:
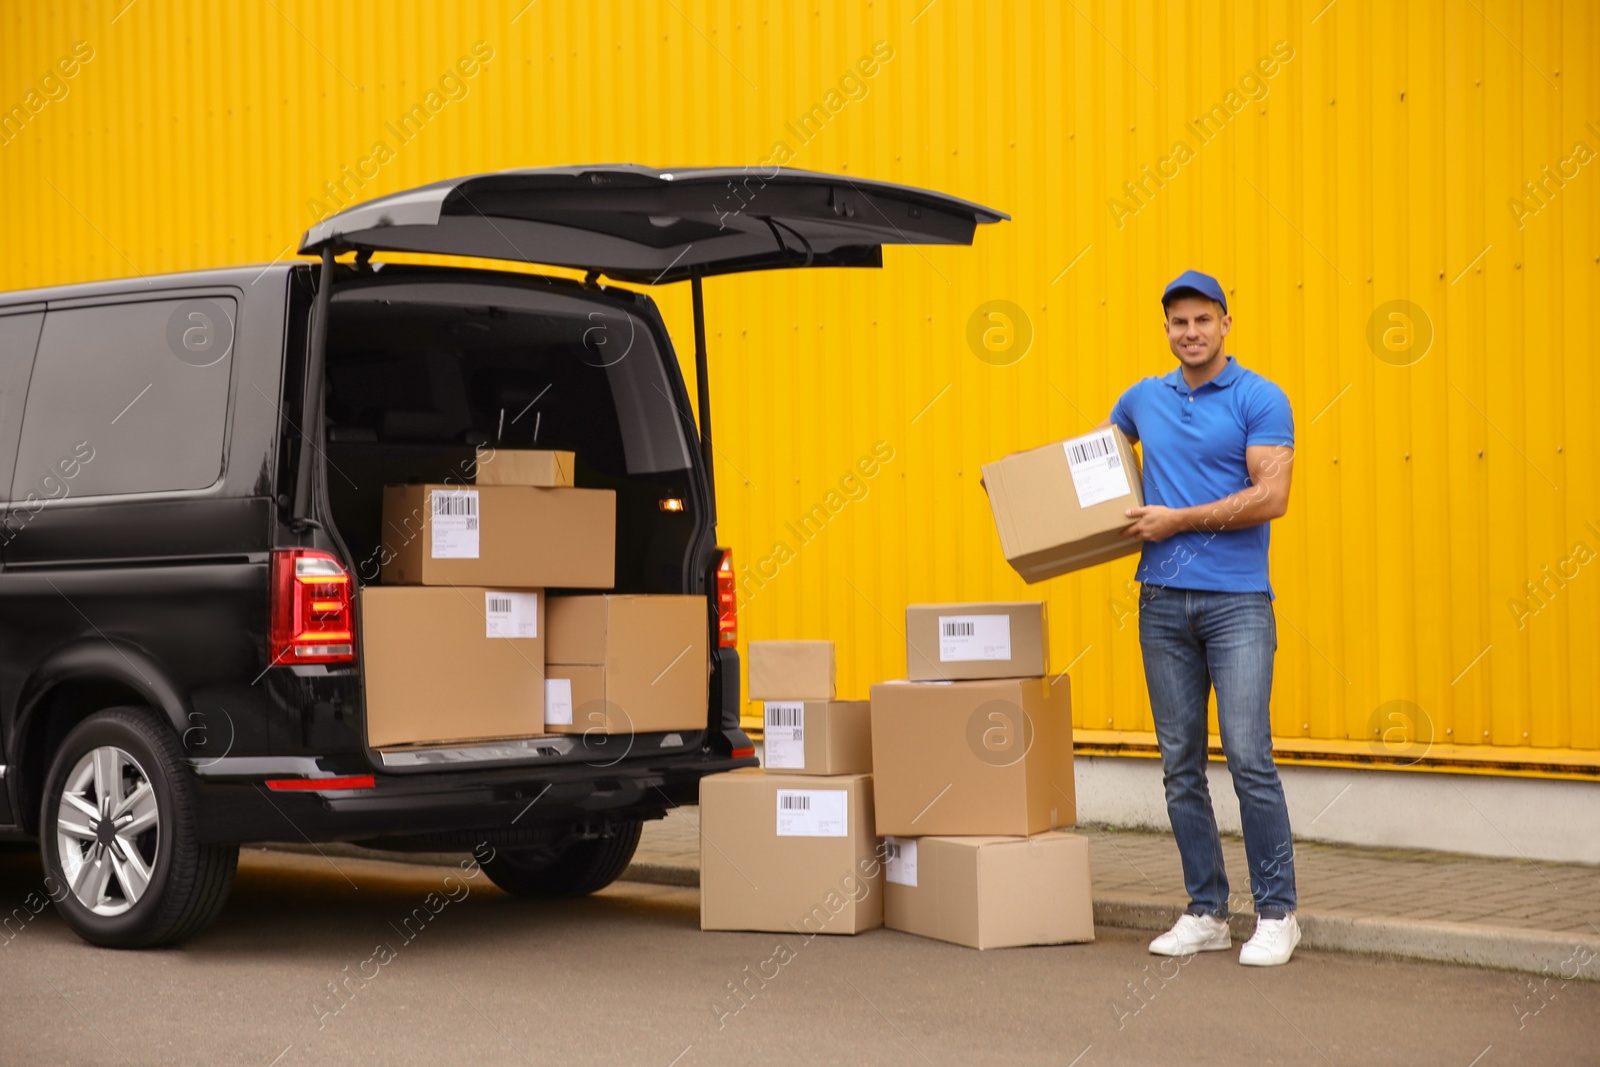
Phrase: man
[{"left": 1100, "top": 270, "right": 1299, "bottom": 966}]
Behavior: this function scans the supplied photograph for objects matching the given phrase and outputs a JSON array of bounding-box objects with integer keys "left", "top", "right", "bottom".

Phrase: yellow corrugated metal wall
[{"left": 3, "top": 0, "right": 1596, "bottom": 770}]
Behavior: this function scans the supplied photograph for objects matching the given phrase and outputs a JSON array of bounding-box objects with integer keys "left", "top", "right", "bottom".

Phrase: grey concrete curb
[
  {"left": 257, "top": 844, "right": 1598, "bottom": 981},
  {"left": 1090, "top": 897, "right": 1598, "bottom": 981}
]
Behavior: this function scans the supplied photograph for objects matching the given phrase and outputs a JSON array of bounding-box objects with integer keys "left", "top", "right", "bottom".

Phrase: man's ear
[{"left": 1219, "top": 312, "right": 1232, "bottom": 338}]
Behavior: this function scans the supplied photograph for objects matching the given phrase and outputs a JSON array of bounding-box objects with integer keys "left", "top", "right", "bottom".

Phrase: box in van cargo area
[
  {"left": 544, "top": 594, "right": 707, "bottom": 735},
  {"left": 474, "top": 447, "right": 575, "bottom": 487},
  {"left": 360, "top": 586, "right": 546, "bottom": 748},
  {"left": 378, "top": 483, "right": 615, "bottom": 588},
  {"left": 980, "top": 425, "right": 1143, "bottom": 583}
]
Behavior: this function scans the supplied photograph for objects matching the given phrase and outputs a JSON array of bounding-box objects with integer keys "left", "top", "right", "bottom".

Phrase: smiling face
[{"left": 1163, "top": 294, "right": 1231, "bottom": 374}]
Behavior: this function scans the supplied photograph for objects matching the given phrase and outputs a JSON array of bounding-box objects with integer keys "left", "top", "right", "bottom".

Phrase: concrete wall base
[{"left": 1073, "top": 755, "right": 1600, "bottom": 866}]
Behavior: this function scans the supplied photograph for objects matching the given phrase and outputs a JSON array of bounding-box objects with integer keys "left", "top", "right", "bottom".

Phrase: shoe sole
[{"left": 1148, "top": 939, "right": 1232, "bottom": 957}]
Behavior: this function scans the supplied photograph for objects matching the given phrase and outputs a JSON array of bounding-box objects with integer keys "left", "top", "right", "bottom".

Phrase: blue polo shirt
[{"left": 1109, "top": 355, "right": 1294, "bottom": 596}]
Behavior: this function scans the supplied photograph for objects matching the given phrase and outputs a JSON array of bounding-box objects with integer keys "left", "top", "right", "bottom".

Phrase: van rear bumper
[{"left": 193, "top": 747, "right": 756, "bottom": 845}]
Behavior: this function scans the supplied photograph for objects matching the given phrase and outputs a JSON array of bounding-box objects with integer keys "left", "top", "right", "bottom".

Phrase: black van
[{"left": 0, "top": 165, "right": 1004, "bottom": 946}]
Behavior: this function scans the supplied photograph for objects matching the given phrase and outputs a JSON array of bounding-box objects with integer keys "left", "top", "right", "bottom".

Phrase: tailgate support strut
[
  {"left": 690, "top": 273, "right": 717, "bottom": 522},
  {"left": 291, "top": 246, "right": 335, "bottom": 528}
]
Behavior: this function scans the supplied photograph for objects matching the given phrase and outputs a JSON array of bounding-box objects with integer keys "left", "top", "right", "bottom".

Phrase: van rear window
[{"left": 325, "top": 282, "right": 692, "bottom": 477}]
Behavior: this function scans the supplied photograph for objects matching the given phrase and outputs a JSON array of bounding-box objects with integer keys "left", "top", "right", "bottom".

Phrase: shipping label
[
  {"left": 485, "top": 590, "right": 538, "bottom": 638},
  {"left": 775, "top": 789, "right": 848, "bottom": 837},
  {"left": 763, "top": 701, "right": 806, "bottom": 770},
  {"left": 430, "top": 488, "right": 480, "bottom": 558},
  {"left": 544, "top": 678, "right": 574, "bottom": 725},
  {"left": 938, "top": 614, "right": 1012, "bottom": 662},
  {"left": 1063, "top": 428, "right": 1131, "bottom": 508},
  {"left": 884, "top": 836, "right": 918, "bottom": 887}
]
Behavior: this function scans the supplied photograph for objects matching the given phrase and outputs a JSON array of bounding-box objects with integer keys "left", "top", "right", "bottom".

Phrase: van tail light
[
  {"left": 716, "top": 548, "right": 738, "bottom": 648},
  {"left": 270, "top": 549, "right": 356, "bottom": 666}
]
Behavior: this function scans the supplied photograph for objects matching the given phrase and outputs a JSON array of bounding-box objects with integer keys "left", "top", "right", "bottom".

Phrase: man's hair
[{"left": 1163, "top": 294, "right": 1225, "bottom": 320}]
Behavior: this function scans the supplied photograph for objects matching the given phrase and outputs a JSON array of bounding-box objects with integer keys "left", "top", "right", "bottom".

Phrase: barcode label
[
  {"left": 485, "top": 590, "right": 538, "bottom": 638},
  {"left": 767, "top": 704, "right": 803, "bottom": 727},
  {"left": 544, "top": 677, "right": 573, "bottom": 725},
  {"left": 764, "top": 701, "right": 806, "bottom": 769},
  {"left": 884, "top": 836, "right": 918, "bottom": 887},
  {"left": 430, "top": 489, "right": 481, "bottom": 558},
  {"left": 1067, "top": 434, "right": 1113, "bottom": 465},
  {"left": 1062, "top": 429, "right": 1132, "bottom": 508},
  {"left": 938, "top": 613, "right": 1012, "bottom": 662},
  {"left": 776, "top": 789, "right": 847, "bottom": 836}
]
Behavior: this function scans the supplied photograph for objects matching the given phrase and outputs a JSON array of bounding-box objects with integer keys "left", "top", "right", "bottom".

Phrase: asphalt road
[{"left": 0, "top": 845, "right": 1595, "bottom": 1066}]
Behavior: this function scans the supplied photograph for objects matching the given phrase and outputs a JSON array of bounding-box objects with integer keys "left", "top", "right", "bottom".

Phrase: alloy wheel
[{"left": 54, "top": 745, "right": 161, "bottom": 917}]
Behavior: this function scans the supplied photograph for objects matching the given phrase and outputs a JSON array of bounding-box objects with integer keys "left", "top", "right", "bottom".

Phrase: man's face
[{"left": 1164, "top": 295, "right": 1230, "bottom": 369}]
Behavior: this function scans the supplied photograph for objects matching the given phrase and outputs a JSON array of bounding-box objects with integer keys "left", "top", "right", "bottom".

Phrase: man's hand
[{"left": 1121, "top": 504, "right": 1188, "bottom": 542}]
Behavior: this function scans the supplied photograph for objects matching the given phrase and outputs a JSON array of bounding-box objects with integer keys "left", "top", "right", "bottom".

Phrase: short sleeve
[
  {"left": 1109, "top": 384, "right": 1140, "bottom": 442},
  {"left": 1243, "top": 379, "right": 1294, "bottom": 448}
]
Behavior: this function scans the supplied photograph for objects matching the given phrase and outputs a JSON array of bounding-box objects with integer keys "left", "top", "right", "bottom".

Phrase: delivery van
[{"left": 0, "top": 165, "right": 1005, "bottom": 946}]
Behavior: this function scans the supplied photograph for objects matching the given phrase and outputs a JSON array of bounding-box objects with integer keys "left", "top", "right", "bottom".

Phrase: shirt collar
[{"left": 1164, "top": 354, "right": 1242, "bottom": 393}]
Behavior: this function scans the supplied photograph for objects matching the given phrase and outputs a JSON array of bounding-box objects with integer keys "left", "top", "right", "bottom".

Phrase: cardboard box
[
  {"left": 980, "top": 425, "right": 1144, "bottom": 583},
  {"left": 544, "top": 594, "right": 707, "bottom": 734},
  {"left": 378, "top": 483, "right": 615, "bottom": 589},
  {"left": 700, "top": 769, "right": 883, "bottom": 935},
  {"left": 475, "top": 448, "right": 575, "bottom": 487},
  {"left": 883, "top": 832, "right": 1094, "bottom": 949},
  {"left": 747, "top": 640, "right": 836, "bottom": 700},
  {"left": 869, "top": 676, "right": 1075, "bottom": 837},
  {"left": 360, "top": 586, "right": 545, "bottom": 748},
  {"left": 761, "top": 700, "right": 871, "bottom": 775},
  {"left": 905, "top": 602, "right": 1047, "bottom": 682}
]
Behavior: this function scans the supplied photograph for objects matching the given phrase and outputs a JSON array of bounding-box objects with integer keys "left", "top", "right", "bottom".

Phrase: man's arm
[
  {"left": 1094, "top": 416, "right": 1133, "bottom": 440},
  {"left": 1121, "top": 444, "right": 1294, "bottom": 542}
]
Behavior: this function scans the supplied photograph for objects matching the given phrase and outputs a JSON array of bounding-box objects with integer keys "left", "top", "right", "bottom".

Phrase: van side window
[{"left": 12, "top": 297, "right": 236, "bottom": 499}]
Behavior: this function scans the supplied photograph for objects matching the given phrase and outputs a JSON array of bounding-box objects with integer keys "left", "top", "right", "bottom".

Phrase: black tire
[
  {"left": 39, "top": 706, "right": 238, "bottom": 948},
  {"left": 482, "top": 819, "right": 643, "bottom": 899}
]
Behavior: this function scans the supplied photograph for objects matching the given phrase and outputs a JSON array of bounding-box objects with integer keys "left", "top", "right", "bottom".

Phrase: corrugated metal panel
[{"left": 1, "top": 0, "right": 1595, "bottom": 768}]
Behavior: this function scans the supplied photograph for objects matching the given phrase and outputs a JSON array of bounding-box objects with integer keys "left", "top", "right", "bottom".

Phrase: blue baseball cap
[{"left": 1162, "top": 270, "right": 1228, "bottom": 315}]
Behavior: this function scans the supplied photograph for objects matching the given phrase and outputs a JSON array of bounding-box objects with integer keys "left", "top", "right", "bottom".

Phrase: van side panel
[{"left": 0, "top": 271, "right": 289, "bottom": 831}]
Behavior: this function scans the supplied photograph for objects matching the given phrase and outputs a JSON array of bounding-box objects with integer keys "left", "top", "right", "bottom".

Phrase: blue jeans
[{"left": 1138, "top": 584, "right": 1296, "bottom": 919}]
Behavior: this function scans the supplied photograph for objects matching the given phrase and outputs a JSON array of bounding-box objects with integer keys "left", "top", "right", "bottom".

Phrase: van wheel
[
  {"left": 482, "top": 819, "right": 642, "bottom": 899},
  {"left": 39, "top": 707, "right": 238, "bottom": 948}
]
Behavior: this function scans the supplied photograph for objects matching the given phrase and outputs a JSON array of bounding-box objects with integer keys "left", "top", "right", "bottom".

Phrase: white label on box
[
  {"left": 544, "top": 678, "right": 574, "bottom": 725},
  {"left": 1063, "top": 429, "right": 1131, "bottom": 508},
  {"left": 884, "top": 836, "right": 918, "bottom": 887},
  {"left": 430, "top": 489, "right": 481, "bottom": 558},
  {"left": 764, "top": 701, "right": 806, "bottom": 770},
  {"left": 485, "top": 591, "right": 538, "bottom": 638},
  {"left": 938, "top": 614, "right": 1012, "bottom": 662},
  {"left": 775, "top": 790, "right": 848, "bottom": 837}
]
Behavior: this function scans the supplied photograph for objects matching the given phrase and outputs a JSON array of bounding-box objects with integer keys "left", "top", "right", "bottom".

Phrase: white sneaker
[
  {"left": 1239, "top": 914, "right": 1301, "bottom": 966},
  {"left": 1148, "top": 912, "right": 1232, "bottom": 956}
]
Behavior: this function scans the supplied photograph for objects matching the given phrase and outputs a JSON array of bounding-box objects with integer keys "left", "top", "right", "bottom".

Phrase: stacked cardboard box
[
  {"left": 362, "top": 449, "right": 615, "bottom": 748},
  {"left": 870, "top": 603, "right": 1095, "bottom": 949},
  {"left": 700, "top": 641, "right": 882, "bottom": 934},
  {"left": 544, "top": 594, "right": 708, "bottom": 735}
]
